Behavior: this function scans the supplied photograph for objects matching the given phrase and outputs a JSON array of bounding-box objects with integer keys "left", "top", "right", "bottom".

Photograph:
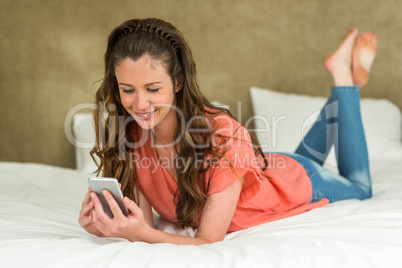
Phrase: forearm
[{"left": 134, "top": 225, "right": 213, "bottom": 245}]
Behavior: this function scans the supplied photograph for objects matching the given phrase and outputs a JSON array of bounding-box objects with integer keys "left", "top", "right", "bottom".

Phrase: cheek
[
  {"left": 119, "top": 95, "right": 132, "bottom": 110},
  {"left": 159, "top": 91, "right": 176, "bottom": 104}
]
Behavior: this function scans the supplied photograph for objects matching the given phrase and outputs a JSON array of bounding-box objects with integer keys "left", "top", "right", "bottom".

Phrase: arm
[
  {"left": 90, "top": 178, "right": 243, "bottom": 245},
  {"left": 134, "top": 186, "right": 155, "bottom": 229},
  {"left": 146, "top": 178, "right": 243, "bottom": 244}
]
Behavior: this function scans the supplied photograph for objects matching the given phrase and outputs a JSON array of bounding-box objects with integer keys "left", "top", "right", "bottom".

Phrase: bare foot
[
  {"left": 352, "top": 32, "right": 378, "bottom": 88},
  {"left": 323, "top": 28, "right": 358, "bottom": 86}
]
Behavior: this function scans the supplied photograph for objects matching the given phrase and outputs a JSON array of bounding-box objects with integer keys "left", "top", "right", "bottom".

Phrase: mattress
[{"left": 0, "top": 159, "right": 401, "bottom": 268}]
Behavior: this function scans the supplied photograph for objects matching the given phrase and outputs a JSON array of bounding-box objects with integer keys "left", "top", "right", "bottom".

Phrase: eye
[
  {"left": 148, "top": 88, "right": 160, "bottom": 93},
  {"left": 121, "top": 88, "right": 134, "bottom": 94}
]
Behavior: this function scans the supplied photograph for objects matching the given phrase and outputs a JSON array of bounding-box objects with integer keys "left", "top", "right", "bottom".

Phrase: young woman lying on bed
[{"left": 78, "top": 18, "right": 378, "bottom": 245}]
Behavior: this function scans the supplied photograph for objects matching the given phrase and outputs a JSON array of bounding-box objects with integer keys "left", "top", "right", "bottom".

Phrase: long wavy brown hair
[{"left": 91, "top": 18, "right": 267, "bottom": 229}]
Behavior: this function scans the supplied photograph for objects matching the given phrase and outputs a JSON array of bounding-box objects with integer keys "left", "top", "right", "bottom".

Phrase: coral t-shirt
[{"left": 130, "top": 112, "right": 328, "bottom": 233}]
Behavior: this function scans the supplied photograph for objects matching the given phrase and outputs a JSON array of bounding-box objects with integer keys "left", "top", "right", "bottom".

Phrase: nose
[{"left": 134, "top": 90, "right": 149, "bottom": 111}]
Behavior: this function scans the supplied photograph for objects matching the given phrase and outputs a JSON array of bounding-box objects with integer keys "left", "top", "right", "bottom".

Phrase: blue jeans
[{"left": 280, "top": 86, "right": 372, "bottom": 203}]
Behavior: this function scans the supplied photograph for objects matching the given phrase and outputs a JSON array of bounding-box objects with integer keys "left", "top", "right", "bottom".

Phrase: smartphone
[{"left": 88, "top": 177, "right": 129, "bottom": 218}]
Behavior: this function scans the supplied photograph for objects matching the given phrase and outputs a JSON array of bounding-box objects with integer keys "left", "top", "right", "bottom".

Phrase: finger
[
  {"left": 84, "top": 190, "right": 94, "bottom": 204},
  {"left": 82, "top": 187, "right": 94, "bottom": 205},
  {"left": 80, "top": 200, "right": 94, "bottom": 215},
  {"left": 91, "top": 210, "right": 107, "bottom": 235},
  {"left": 88, "top": 186, "right": 95, "bottom": 196},
  {"left": 81, "top": 191, "right": 94, "bottom": 214},
  {"left": 81, "top": 193, "right": 90, "bottom": 209},
  {"left": 79, "top": 212, "right": 93, "bottom": 226},
  {"left": 85, "top": 191, "right": 91, "bottom": 202},
  {"left": 103, "top": 190, "right": 125, "bottom": 220},
  {"left": 124, "top": 197, "right": 141, "bottom": 215},
  {"left": 90, "top": 192, "right": 113, "bottom": 225}
]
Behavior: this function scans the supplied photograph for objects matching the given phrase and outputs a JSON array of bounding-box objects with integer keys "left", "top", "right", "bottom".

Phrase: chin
[
  {"left": 134, "top": 116, "right": 158, "bottom": 130},
  {"left": 135, "top": 121, "right": 155, "bottom": 130}
]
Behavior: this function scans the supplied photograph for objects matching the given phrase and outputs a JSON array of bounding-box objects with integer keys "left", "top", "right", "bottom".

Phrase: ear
[{"left": 174, "top": 74, "right": 184, "bottom": 93}]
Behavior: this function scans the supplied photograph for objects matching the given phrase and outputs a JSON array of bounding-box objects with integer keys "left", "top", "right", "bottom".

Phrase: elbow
[
  {"left": 196, "top": 238, "right": 214, "bottom": 245},
  {"left": 195, "top": 236, "right": 223, "bottom": 245}
]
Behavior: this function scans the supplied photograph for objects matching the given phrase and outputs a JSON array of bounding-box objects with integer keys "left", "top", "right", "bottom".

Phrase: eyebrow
[{"left": 118, "top": 81, "right": 162, "bottom": 87}]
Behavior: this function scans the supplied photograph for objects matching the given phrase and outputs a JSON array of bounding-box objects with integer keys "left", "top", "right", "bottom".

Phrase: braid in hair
[{"left": 113, "top": 20, "right": 179, "bottom": 53}]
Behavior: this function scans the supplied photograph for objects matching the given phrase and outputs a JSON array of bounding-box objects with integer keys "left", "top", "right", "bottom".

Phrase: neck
[
  {"left": 152, "top": 111, "right": 179, "bottom": 147},
  {"left": 153, "top": 131, "right": 176, "bottom": 147}
]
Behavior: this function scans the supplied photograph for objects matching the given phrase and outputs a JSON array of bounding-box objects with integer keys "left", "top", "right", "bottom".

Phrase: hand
[
  {"left": 78, "top": 187, "right": 104, "bottom": 237},
  {"left": 89, "top": 189, "right": 148, "bottom": 241}
]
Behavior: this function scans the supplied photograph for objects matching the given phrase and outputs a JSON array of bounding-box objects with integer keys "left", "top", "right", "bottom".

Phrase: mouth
[{"left": 135, "top": 110, "right": 156, "bottom": 120}]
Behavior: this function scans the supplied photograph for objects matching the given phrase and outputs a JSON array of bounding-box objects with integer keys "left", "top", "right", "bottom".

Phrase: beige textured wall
[{"left": 1, "top": 0, "right": 401, "bottom": 168}]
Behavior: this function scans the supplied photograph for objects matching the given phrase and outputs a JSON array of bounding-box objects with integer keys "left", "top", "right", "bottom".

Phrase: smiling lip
[{"left": 135, "top": 110, "right": 156, "bottom": 120}]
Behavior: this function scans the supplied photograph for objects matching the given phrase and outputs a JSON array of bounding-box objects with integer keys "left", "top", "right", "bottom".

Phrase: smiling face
[{"left": 115, "top": 55, "right": 182, "bottom": 133}]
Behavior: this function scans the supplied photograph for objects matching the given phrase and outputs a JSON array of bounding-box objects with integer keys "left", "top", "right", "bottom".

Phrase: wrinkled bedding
[{"left": 0, "top": 160, "right": 401, "bottom": 268}]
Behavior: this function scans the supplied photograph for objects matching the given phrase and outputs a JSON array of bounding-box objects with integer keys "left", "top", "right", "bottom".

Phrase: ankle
[{"left": 332, "top": 70, "right": 354, "bottom": 87}]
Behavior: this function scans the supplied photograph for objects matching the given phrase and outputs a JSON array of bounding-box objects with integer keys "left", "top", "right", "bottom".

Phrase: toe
[
  {"left": 350, "top": 28, "right": 358, "bottom": 34},
  {"left": 360, "top": 32, "right": 378, "bottom": 42},
  {"left": 371, "top": 34, "right": 379, "bottom": 44},
  {"left": 364, "top": 32, "right": 378, "bottom": 44},
  {"left": 360, "top": 32, "right": 371, "bottom": 39},
  {"left": 356, "top": 33, "right": 379, "bottom": 46}
]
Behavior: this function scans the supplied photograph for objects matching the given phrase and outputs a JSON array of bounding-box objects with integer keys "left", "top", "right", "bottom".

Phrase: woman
[{"left": 78, "top": 18, "right": 378, "bottom": 245}]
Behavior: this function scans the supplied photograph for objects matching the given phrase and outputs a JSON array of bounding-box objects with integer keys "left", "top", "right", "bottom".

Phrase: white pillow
[
  {"left": 249, "top": 87, "right": 402, "bottom": 171},
  {"left": 72, "top": 113, "right": 99, "bottom": 173}
]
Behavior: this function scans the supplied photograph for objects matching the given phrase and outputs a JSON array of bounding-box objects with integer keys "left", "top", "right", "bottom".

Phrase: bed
[{"left": 1, "top": 87, "right": 402, "bottom": 268}]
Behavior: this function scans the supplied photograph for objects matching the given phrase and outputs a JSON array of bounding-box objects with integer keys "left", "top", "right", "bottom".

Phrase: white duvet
[{"left": 0, "top": 160, "right": 402, "bottom": 268}]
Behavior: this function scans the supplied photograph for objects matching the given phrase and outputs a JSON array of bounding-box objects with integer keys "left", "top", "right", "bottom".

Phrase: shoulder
[
  {"left": 202, "top": 109, "right": 256, "bottom": 170},
  {"left": 204, "top": 107, "right": 246, "bottom": 135},
  {"left": 204, "top": 110, "right": 252, "bottom": 149}
]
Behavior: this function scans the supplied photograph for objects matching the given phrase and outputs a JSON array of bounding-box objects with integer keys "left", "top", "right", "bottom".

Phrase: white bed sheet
[{"left": 0, "top": 160, "right": 402, "bottom": 268}]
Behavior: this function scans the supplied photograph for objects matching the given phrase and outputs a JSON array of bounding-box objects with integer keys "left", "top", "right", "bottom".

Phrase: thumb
[{"left": 124, "top": 197, "right": 141, "bottom": 215}]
